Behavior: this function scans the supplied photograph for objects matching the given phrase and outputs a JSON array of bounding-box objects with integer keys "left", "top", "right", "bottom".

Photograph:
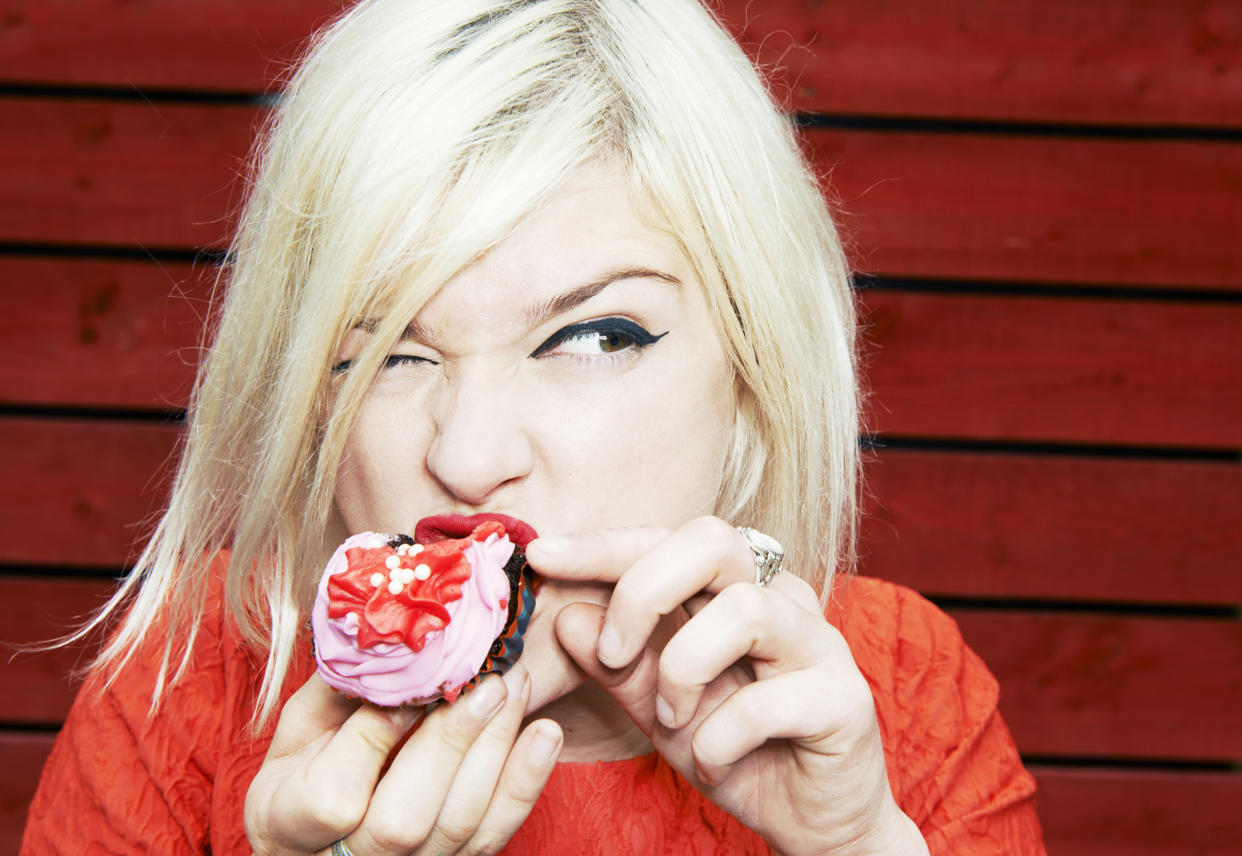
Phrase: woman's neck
[{"left": 528, "top": 680, "right": 653, "bottom": 762}]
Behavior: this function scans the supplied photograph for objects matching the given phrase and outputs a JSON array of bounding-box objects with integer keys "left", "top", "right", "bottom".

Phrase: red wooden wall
[{"left": 2, "top": 1, "right": 1240, "bottom": 853}]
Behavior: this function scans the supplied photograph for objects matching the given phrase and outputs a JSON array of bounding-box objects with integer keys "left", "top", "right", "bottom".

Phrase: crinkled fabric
[{"left": 22, "top": 570, "right": 1044, "bottom": 854}]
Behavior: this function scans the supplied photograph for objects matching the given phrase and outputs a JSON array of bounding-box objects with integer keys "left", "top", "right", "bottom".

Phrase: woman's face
[{"left": 331, "top": 162, "right": 735, "bottom": 712}]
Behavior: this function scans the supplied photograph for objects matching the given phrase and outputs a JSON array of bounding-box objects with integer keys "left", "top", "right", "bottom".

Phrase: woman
[{"left": 24, "top": 0, "right": 1043, "bottom": 853}]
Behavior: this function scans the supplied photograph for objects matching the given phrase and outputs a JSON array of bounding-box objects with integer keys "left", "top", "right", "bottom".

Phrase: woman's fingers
[
  {"left": 339, "top": 674, "right": 510, "bottom": 856},
  {"left": 532, "top": 517, "right": 756, "bottom": 669},
  {"left": 257, "top": 677, "right": 421, "bottom": 849},
  {"left": 656, "top": 581, "right": 834, "bottom": 729},
  {"left": 265, "top": 674, "right": 375, "bottom": 760},
  {"left": 463, "top": 719, "right": 564, "bottom": 855},
  {"left": 526, "top": 526, "right": 669, "bottom": 583},
  {"left": 691, "top": 666, "right": 879, "bottom": 789},
  {"left": 553, "top": 601, "right": 663, "bottom": 735},
  {"left": 410, "top": 666, "right": 532, "bottom": 855}
]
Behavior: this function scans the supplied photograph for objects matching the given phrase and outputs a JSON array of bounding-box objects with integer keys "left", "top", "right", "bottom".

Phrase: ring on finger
[
  {"left": 735, "top": 526, "right": 784, "bottom": 587},
  {"left": 331, "top": 840, "right": 356, "bottom": 856}
]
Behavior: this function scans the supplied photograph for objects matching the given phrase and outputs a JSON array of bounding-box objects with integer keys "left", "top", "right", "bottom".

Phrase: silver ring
[
  {"left": 736, "top": 526, "right": 784, "bottom": 587},
  {"left": 331, "top": 840, "right": 356, "bottom": 856}
]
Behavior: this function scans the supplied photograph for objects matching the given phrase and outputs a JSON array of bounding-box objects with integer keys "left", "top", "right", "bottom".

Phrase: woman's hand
[
  {"left": 528, "top": 517, "right": 928, "bottom": 856},
  {"left": 243, "top": 664, "right": 562, "bottom": 856}
]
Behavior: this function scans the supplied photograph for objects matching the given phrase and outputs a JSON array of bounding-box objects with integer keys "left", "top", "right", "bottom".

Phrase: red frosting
[{"left": 325, "top": 521, "right": 508, "bottom": 651}]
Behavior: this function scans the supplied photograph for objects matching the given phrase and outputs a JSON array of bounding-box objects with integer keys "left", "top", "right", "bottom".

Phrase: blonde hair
[{"left": 84, "top": 0, "right": 858, "bottom": 725}]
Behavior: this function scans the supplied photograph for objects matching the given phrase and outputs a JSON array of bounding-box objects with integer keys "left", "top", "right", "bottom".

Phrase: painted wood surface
[
  {"left": 0, "top": 418, "right": 178, "bottom": 567},
  {"left": 859, "top": 290, "right": 1242, "bottom": 448},
  {"left": 0, "top": 257, "right": 213, "bottom": 409},
  {"left": 860, "top": 449, "right": 1242, "bottom": 607}
]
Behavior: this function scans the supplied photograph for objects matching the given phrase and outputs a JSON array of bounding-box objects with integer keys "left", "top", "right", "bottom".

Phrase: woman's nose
[{"left": 424, "top": 372, "right": 534, "bottom": 505}]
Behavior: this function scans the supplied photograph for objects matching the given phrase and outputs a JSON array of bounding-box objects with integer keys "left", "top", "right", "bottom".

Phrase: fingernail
[
  {"left": 655, "top": 694, "right": 675, "bottom": 728},
  {"left": 468, "top": 677, "right": 507, "bottom": 718},
  {"left": 530, "top": 536, "right": 568, "bottom": 557},
  {"left": 390, "top": 706, "right": 421, "bottom": 731},
  {"left": 502, "top": 663, "right": 529, "bottom": 697},
  {"left": 596, "top": 622, "right": 623, "bottom": 664},
  {"left": 528, "top": 722, "right": 563, "bottom": 765},
  {"left": 695, "top": 761, "right": 718, "bottom": 788}
]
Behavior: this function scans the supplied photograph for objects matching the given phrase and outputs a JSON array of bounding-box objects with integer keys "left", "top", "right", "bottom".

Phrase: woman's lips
[{"left": 415, "top": 513, "right": 538, "bottom": 548}]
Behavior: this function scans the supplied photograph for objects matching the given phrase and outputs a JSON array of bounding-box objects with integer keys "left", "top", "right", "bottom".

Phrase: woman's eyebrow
[
  {"left": 374, "top": 266, "right": 681, "bottom": 346},
  {"left": 525, "top": 266, "right": 680, "bottom": 328}
]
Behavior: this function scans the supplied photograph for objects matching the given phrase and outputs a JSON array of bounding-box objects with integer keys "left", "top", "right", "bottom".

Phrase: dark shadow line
[
  {"left": 1022, "top": 754, "right": 1240, "bottom": 773},
  {"left": 0, "top": 721, "right": 65, "bottom": 735},
  {"left": 0, "top": 241, "right": 229, "bottom": 265},
  {"left": 0, "top": 81, "right": 277, "bottom": 107},
  {"left": 9, "top": 84, "right": 1238, "bottom": 142},
  {"left": 796, "top": 111, "right": 1242, "bottom": 143},
  {"left": 0, "top": 404, "right": 186, "bottom": 423},
  {"left": 928, "top": 594, "right": 1239, "bottom": 621},
  {"left": 0, "top": 564, "right": 129, "bottom": 580},
  {"left": 863, "top": 434, "right": 1241, "bottom": 463},
  {"left": 854, "top": 274, "right": 1242, "bottom": 305}
]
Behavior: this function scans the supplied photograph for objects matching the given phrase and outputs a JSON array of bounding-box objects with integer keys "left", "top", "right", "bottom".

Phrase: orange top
[{"left": 22, "top": 574, "right": 1044, "bottom": 854}]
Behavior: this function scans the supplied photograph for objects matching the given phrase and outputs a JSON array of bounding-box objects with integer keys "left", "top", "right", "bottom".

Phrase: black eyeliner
[
  {"left": 332, "top": 354, "right": 436, "bottom": 374},
  {"left": 529, "top": 317, "right": 668, "bottom": 358}
]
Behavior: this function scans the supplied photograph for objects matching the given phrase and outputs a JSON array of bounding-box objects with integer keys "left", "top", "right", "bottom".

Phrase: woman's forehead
[{"left": 377, "top": 163, "right": 697, "bottom": 330}]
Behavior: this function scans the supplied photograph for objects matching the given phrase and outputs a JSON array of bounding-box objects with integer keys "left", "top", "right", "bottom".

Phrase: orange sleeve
[
  {"left": 21, "top": 614, "right": 227, "bottom": 855},
  {"left": 830, "top": 576, "right": 1046, "bottom": 855}
]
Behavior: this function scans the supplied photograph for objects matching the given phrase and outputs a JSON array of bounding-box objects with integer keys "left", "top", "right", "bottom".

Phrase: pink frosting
[{"left": 311, "top": 530, "right": 514, "bottom": 706}]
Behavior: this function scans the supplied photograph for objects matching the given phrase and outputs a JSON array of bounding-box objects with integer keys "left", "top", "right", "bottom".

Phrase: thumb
[{"left": 554, "top": 601, "right": 661, "bottom": 735}]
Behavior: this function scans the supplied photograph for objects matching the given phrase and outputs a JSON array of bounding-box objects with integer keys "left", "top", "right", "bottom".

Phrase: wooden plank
[
  {"left": 806, "top": 129, "right": 1242, "bottom": 290},
  {"left": 3, "top": 1, "right": 1238, "bottom": 130},
  {"left": 6, "top": 97, "right": 1240, "bottom": 290},
  {"left": 0, "top": 418, "right": 179, "bottom": 568},
  {"left": 0, "top": 576, "right": 115, "bottom": 723},
  {"left": 859, "top": 290, "right": 1242, "bottom": 448},
  {"left": 952, "top": 610, "right": 1242, "bottom": 762},
  {"left": 724, "top": 0, "right": 1242, "bottom": 128},
  {"left": 0, "top": 731, "right": 57, "bottom": 856},
  {"left": 0, "top": 0, "right": 341, "bottom": 92},
  {"left": 0, "top": 98, "right": 257, "bottom": 249},
  {"left": 860, "top": 449, "right": 1242, "bottom": 607},
  {"left": 1031, "top": 765, "right": 1242, "bottom": 856},
  {"left": 0, "top": 257, "right": 212, "bottom": 409}
]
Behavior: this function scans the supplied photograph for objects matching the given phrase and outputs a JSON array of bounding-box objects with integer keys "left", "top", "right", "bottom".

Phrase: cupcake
[{"left": 311, "top": 513, "right": 538, "bottom": 707}]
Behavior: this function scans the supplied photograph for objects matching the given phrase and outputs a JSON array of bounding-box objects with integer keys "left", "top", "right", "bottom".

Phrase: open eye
[{"left": 530, "top": 317, "right": 667, "bottom": 359}]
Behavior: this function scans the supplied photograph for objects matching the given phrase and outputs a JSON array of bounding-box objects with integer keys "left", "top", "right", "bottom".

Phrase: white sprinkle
[
  {"left": 396, "top": 543, "right": 409, "bottom": 554},
  {"left": 397, "top": 567, "right": 416, "bottom": 584},
  {"left": 389, "top": 567, "right": 401, "bottom": 581},
  {"left": 384, "top": 554, "right": 401, "bottom": 569},
  {"left": 408, "top": 543, "right": 424, "bottom": 555},
  {"left": 387, "top": 580, "right": 403, "bottom": 595},
  {"left": 369, "top": 572, "right": 384, "bottom": 587},
  {"left": 413, "top": 563, "right": 431, "bottom": 581}
]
